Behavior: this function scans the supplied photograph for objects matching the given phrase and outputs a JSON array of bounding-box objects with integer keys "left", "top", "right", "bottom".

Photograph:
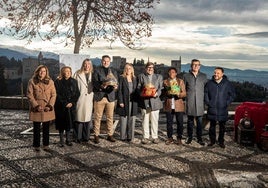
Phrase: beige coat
[
  {"left": 163, "top": 78, "right": 186, "bottom": 112},
  {"left": 27, "top": 79, "right": 56, "bottom": 122},
  {"left": 73, "top": 72, "right": 94, "bottom": 122}
]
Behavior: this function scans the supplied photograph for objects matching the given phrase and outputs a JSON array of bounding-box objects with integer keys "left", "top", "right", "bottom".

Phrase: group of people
[
  {"left": 27, "top": 58, "right": 94, "bottom": 151},
  {"left": 26, "top": 56, "right": 235, "bottom": 152}
]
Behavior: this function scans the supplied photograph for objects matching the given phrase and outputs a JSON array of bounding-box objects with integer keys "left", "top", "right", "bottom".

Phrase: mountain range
[
  {"left": 1, "top": 45, "right": 268, "bottom": 88},
  {"left": 181, "top": 64, "right": 268, "bottom": 88}
]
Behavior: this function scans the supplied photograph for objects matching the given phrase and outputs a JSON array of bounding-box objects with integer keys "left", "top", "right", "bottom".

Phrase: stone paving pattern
[{"left": 0, "top": 109, "right": 267, "bottom": 188}]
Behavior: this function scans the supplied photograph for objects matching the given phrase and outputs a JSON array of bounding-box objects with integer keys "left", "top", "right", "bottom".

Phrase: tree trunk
[{"left": 73, "top": 38, "right": 81, "bottom": 54}]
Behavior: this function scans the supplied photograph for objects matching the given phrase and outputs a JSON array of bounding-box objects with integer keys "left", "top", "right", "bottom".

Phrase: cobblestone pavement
[{"left": 0, "top": 109, "right": 267, "bottom": 188}]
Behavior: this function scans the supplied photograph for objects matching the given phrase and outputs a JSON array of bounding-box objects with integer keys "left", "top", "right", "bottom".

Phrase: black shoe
[
  {"left": 219, "top": 143, "right": 225, "bottom": 148},
  {"left": 34, "top": 147, "right": 40, "bottom": 152},
  {"left": 208, "top": 142, "right": 215, "bottom": 147},
  {"left": 197, "top": 140, "right": 205, "bottom": 146},
  {"left": 66, "top": 141, "right": 73, "bottom": 146},
  {"left": 185, "top": 138, "right": 192, "bottom": 144},
  {"left": 81, "top": 139, "right": 89, "bottom": 143},
  {"left": 107, "top": 136, "right": 116, "bottom": 142},
  {"left": 94, "top": 136, "right": 100, "bottom": 144},
  {"left": 59, "top": 143, "right": 64, "bottom": 147}
]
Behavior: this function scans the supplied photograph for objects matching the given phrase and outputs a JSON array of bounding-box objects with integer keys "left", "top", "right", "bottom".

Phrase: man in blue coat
[{"left": 205, "top": 67, "right": 235, "bottom": 148}]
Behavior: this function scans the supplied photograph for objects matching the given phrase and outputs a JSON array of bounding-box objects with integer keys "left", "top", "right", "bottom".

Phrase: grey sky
[{"left": 0, "top": 0, "right": 268, "bottom": 70}]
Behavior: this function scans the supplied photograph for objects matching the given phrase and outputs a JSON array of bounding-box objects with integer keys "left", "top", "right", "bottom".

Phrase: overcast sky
[{"left": 1, "top": 0, "right": 268, "bottom": 71}]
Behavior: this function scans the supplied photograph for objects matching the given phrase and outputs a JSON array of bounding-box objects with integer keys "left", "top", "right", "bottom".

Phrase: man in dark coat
[
  {"left": 92, "top": 55, "right": 118, "bottom": 144},
  {"left": 183, "top": 59, "right": 207, "bottom": 145},
  {"left": 205, "top": 67, "right": 235, "bottom": 148}
]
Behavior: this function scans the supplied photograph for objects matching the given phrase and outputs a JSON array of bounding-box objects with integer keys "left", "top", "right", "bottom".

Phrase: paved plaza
[{"left": 0, "top": 109, "right": 267, "bottom": 188}]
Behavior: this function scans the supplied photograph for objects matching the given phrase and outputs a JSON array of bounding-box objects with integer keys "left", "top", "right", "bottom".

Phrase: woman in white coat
[{"left": 73, "top": 59, "right": 94, "bottom": 142}]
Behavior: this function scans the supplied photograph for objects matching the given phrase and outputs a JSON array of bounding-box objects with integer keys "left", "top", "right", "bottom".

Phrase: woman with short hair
[{"left": 54, "top": 66, "right": 80, "bottom": 147}]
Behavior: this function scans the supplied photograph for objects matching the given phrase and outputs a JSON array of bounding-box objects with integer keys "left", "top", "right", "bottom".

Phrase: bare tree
[{"left": 0, "top": 0, "right": 159, "bottom": 53}]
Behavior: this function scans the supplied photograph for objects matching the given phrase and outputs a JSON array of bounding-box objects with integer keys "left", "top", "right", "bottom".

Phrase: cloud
[
  {"left": 235, "top": 32, "right": 268, "bottom": 38},
  {"left": 154, "top": 0, "right": 268, "bottom": 26}
]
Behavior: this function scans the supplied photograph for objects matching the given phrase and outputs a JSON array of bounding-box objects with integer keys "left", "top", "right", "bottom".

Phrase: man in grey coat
[
  {"left": 137, "top": 62, "right": 163, "bottom": 144},
  {"left": 183, "top": 59, "right": 207, "bottom": 145}
]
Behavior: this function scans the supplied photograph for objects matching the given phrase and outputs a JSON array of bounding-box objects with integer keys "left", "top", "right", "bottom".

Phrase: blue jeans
[
  {"left": 166, "top": 110, "right": 184, "bottom": 139},
  {"left": 187, "top": 116, "right": 203, "bottom": 141}
]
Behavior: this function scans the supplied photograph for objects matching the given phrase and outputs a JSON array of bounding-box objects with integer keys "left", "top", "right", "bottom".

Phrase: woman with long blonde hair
[
  {"left": 73, "top": 59, "right": 94, "bottom": 142},
  {"left": 116, "top": 63, "right": 139, "bottom": 142}
]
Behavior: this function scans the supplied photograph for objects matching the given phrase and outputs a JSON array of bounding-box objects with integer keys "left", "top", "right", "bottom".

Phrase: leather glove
[{"left": 45, "top": 104, "right": 53, "bottom": 111}]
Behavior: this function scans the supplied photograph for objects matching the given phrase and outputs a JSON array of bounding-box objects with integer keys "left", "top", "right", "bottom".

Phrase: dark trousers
[
  {"left": 209, "top": 120, "right": 226, "bottom": 144},
  {"left": 76, "top": 122, "right": 90, "bottom": 141},
  {"left": 166, "top": 110, "right": 184, "bottom": 139},
  {"left": 33, "top": 121, "right": 50, "bottom": 147},
  {"left": 187, "top": 116, "right": 203, "bottom": 141}
]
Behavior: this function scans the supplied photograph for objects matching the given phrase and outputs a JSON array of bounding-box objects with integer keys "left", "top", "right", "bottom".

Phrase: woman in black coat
[
  {"left": 204, "top": 67, "right": 235, "bottom": 148},
  {"left": 54, "top": 66, "right": 80, "bottom": 147},
  {"left": 116, "top": 63, "right": 138, "bottom": 142}
]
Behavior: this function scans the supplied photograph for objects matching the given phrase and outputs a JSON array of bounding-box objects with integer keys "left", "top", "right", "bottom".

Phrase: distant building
[
  {"left": 22, "top": 57, "right": 39, "bottom": 83},
  {"left": 21, "top": 52, "right": 59, "bottom": 93},
  {"left": 112, "top": 56, "right": 126, "bottom": 70},
  {"left": 154, "top": 64, "right": 170, "bottom": 79},
  {"left": 171, "top": 56, "right": 182, "bottom": 73},
  {"left": 4, "top": 67, "right": 21, "bottom": 80},
  {"left": 133, "top": 64, "right": 145, "bottom": 76},
  {"left": 154, "top": 63, "right": 166, "bottom": 74},
  {"left": 38, "top": 51, "right": 43, "bottom": 62}
]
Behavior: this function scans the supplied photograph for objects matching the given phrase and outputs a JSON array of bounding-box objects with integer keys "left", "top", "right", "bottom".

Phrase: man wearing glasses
[
  {"left": 183, "top": 59, "right": 207, "bottom": 145},
  {"left": 137, "top": 62, "right": 163, "bottom": 144}
]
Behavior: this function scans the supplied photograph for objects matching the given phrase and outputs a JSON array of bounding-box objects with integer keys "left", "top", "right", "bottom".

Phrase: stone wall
[
  {"left": 0, "top": 96, "right": 242, "bottom": 111},
  {"left": 0, "top": 96, "right": 29, "bottom": 110}
]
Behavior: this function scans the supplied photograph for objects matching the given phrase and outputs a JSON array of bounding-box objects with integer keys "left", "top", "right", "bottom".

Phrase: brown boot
[
  {"left": 175, "top": 138, "right": 182, "bottom": 145},
  {"left": 43, "top": 146, "right": 50, "bottom": 152},
  {"left": 107, "top": 135, "right": 116, "bottom": 142},
  {"left": 165, "top": 138, "right": 174, "bottom": 145},
  {"left": 94, "top": 135, "right": 100, "bottom": 144}
]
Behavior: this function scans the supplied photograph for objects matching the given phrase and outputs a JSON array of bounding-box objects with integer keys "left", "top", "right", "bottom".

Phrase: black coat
[
  {"left": 116, "top": 76, "right": 139, "bottom": 116},
  {"left": 54, "top": 78, "right": 80, "bottom": 131},
  {"left": 92, "top": 66, "right": 118, "bottom": 102},
  {"left": 204, "top": 75, "right": 235, "bottom": 121}
]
